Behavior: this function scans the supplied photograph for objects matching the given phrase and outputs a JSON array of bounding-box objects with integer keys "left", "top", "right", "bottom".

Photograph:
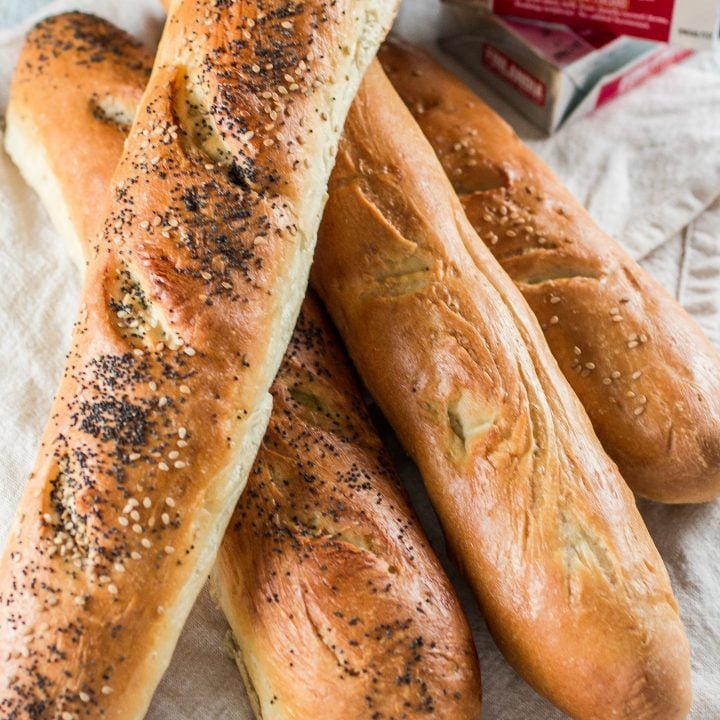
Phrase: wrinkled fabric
[{"left": 0, "top": 1, "right": 718, "bottom": 718}]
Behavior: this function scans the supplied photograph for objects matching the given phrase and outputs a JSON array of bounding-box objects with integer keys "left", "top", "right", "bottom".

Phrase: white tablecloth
[{"left": 0, "top": 1, "right": 718, "bottom": 717}]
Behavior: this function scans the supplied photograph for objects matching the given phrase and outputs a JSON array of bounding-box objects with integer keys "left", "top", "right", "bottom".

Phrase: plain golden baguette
[
  {"left": 378, "top": 39, "right": 720, "bottom": 504},
  {"left": 311, "top": 60, "right": 692, "bottom": 719},
  {"left": 0, "top": 1, "right": 399, "bottom": 716},
  {"left": 4, "top": 12, "right": 482, "bottom": 719}
]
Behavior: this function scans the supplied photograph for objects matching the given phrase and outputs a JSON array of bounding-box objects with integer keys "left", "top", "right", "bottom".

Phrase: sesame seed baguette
[
  {"left": 378, "top": 39, "right": 720, "bottom": 505},
  {"left": 5, "top": 14, "right": 483, "bottom": 719},
  {"left": 311, "top": 60, "right": 691, "bottom": 719},
  {"left": 0, "top": 0, "right": 399, "bottom": 717}
]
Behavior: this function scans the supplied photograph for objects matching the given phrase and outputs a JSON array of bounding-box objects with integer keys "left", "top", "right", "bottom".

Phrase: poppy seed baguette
[{"left": 0, "top": 1, "right": 398, "bottom": 717}]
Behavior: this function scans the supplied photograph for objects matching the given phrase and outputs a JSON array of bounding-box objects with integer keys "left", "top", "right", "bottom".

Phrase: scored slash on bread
[
  {"left": 0, "top": 1, "right": 400, "bottom": 718},
  {"left": 311, "top": 60, "right": 692, "bottom": 719},
  {"left": 4, "top": 10, "right": 481, "bottom": 720},
  {"left": 379, "top": 38, "right": 720, "bottom": 505}
]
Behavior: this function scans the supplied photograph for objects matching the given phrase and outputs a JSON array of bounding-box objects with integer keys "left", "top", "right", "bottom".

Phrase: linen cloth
[{"left": 0, "top": 1, "right": 718, "bottom": 717}]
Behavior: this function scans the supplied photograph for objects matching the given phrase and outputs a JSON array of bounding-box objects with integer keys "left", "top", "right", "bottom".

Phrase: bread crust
[
  {"left": 5, "top": 11, "right": 481, "bottom": 720},
  {"left": 311, "top": 60, "right": 692, "bottom": 720},
  {"left": 215, "top": 292, "right": 482, "bottom": 719},
  {"left": 0, "top": 3, "right": 398, "bottom": 717},
  {"left": 378, "top": 38, "right": 720, "bottom": 504}
]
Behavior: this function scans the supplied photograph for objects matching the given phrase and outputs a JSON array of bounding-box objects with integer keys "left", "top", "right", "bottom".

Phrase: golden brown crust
[
  {"left": 378, "top": 38, "right": 720, "bottom": 504},
  {"left": 217, "top": 293, "right": 482, "bottom": 719},
  {"left": 5, "top": 12, "right": 481, "bottom": 719},
  {"left": 311, "top": 60, "right": 691, "bottom": 720},
  {"left": 0, "top": 3, "right": 399, "bottom": 718},
  {"left": 5, "top": 14, "right": 153, "bottom": 259}
]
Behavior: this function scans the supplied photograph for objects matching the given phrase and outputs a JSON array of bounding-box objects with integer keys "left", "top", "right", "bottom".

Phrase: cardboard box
[
  {"left": 439, "top": 7, "right": 693, "bottom": 132},
  {"left": 459, "top": 0, "right": 720, "bottom": 49}
]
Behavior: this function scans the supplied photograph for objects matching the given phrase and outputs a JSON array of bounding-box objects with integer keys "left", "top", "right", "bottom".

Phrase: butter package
[
  {"left": 439, "top": 6, "right": 692, "bottom": 132},
  {"left": 460, "top": 0, "right": 719, "bottom": 49}
]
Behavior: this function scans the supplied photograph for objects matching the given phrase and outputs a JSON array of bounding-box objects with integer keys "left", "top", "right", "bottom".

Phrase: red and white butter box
[
  {"left": 461, "top": 0, "right": 720, "bottom": 49},
  {"left": 439, "top": 6, "right": 693, "bottom": 132}
]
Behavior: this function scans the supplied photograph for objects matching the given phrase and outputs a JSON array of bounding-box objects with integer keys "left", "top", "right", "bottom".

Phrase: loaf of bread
[
  {"left": 0, "top": 2, "right": 399, "bottom": 717},
  {"left": 379, "top": 39, "right": 720, "bottom": 504},
  {"left": 5, "top": 12, "right": 482, "bottom": 720},
  {"left": 311, "top": 60, "right": 692, "bottom": 719},
  {"left": 216, "top": 292, "right": 483, "bottom": 720}
]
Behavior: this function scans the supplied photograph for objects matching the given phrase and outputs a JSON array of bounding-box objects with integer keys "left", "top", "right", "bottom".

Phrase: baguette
[
  {"left": 379, "top": 38, "right": 720, "bottom": 504},
  {"left": 5, "top": 12, "right": 482, "bottom": 719},
  {"left": 0, "top": 2, "right": 398, "bottom": 717},
  {"left": 311, "top": 60, "right": 691, "bottom": 719}
]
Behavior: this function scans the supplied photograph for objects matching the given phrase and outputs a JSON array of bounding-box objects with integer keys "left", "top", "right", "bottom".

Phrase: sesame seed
[
  {"left": 43, "top": 513, "right": 52, "bottom": 523},
  {"left": 632, "top": 371, "right": 642, "bottom": 379},
  {"left": 129, "top": 452, "right": 141, "bottom": 461},
  {"left": 102, "top": 686, "right": 113, "bottom": 695},
  {"left": 634, "top": 406, "right": 646, "bottom": 416},
  {"left": 585, "top": 362, "right": 596, "bottom": 370},
  {"left": 574, "top": 346, "right": 582, "bottom": 355},
  {"left": 549, "top": 295, "right": 561, "bottom": 304},
  {"left": 162, "top": 513, "right": 171, "bottom": 525},
  {"left": 179, "top": 385, "right": 190, "bottom": 395},
  {"left": 141, "top": 538, "right": 152, "bottom": 549},
  {"left": 177, "top": 440, "right": 188, "bottom": 448},
  {"left": 130, "top": 510, "right": 140, "bottom": 522},
  {"left": 612, "top": 316, "right": 624, "bottom": 323},
  {"left": 157, "top": 606, "right": 165, "bottom": 615},
  {"left": 159, "top": 396, "right": 168, "bottom": 408},
  {"left": 62, "top": 713, "right": 73, "bottom": 720},
  {"left": 165, "top": 497, "right": 176, "bottom": 507},
  {"left": 611, "top": 371, "right": 622, "bottom": 379},
  {"left": 169, "top": 451, "right": 179, "bottom": 460},
  {"left": 159, "top": 462, "right": 170, "bottom": 472},
  {"left": 164, "top": 546, "right": 175, "bottom": 555},
  {"left": 178, "top": 427, "right": 187, "bottom": 439},
  {"left": 107, "top": 585, "right": 118, "bottom": 595},
  {"left": 628, "top": 341, "right": 639, "bottom": 349},
  {"left": 149, "top": 381, "right": 158, "bottom": 392},
  {"left": 184, "top": 346, "right": 196, "bottom": 356},
  {"left": 114, "top": 563, "right": 125, "bottom": 573},
  {"left": 74, "top": 596, "right": 86, "bottom": 606},
  {"left": 174, "top": 461, "right": 186, "bottom": 469},
  {"left": 132, "top": 524, "right": 143, "bottom": 534},
  {"left": 79, "top": 692, "right": 90, "bottom": 703},
  {"left": 549, "top": 315, "right": 559, "bottom": 325},
  {"left": 131, "top": 551, "right": 142, "bottom": 560},
  {"left": 119, "top": 517, "right": 129, "bottom": 527}
]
